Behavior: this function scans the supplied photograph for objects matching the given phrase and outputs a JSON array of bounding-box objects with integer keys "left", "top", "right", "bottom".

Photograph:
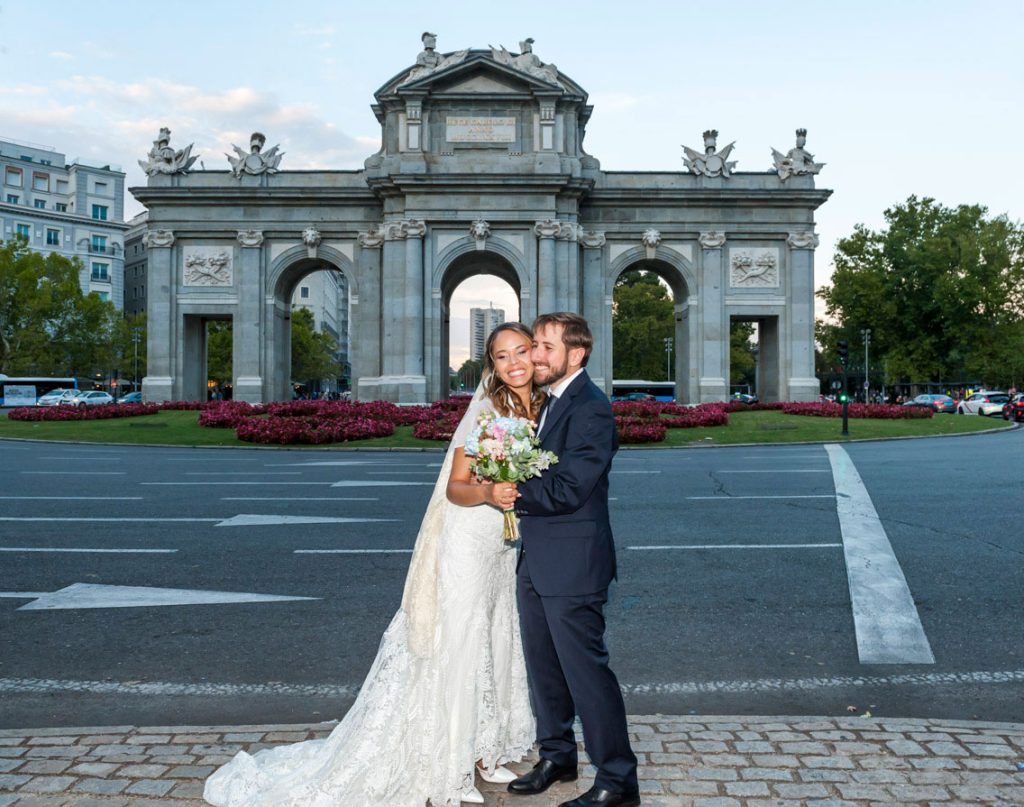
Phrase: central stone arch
[{"left": 429, "top": 236, "right": 531, "bottom": 401}]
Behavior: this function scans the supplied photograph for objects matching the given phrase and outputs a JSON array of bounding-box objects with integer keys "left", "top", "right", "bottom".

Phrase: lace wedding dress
[{"left": 204, "top": 390, "right": 535, "bottom": 807}]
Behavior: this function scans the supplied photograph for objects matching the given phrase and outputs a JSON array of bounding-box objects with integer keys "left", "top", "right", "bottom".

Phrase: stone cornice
[{"left": 585, "top": 187, "right": 833, "bottom": 211}]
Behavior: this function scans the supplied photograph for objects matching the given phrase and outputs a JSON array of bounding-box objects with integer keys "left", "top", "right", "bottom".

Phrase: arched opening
[
  {"left": 440, "top": 251, "right": 520, "bottom": 396},
  {"left": 269, "top": 258, "right": 351, "bottom": 402},
  {"left": 610, "top": 258, "right": 691, "bottom": 402}
]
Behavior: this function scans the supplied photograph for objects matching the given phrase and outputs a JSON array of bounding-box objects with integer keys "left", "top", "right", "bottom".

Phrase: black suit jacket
[{"left": 516, "top": 370, "right": 618, "bottom": 596}]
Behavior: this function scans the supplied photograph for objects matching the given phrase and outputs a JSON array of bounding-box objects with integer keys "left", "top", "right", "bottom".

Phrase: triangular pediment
[{"left": 439, "top": 72, "right": 529, "bottom": 95}]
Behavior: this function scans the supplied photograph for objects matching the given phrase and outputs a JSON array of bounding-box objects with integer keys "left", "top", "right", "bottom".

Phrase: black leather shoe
[
  {"left": 507, "top": 759, "right": 578, "bottom": 794},
  {"left": 559, "top": 786, "right": 641, "bottom": 807}
]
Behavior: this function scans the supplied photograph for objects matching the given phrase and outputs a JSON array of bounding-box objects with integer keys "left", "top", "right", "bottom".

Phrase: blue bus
[
  {"left": 0, "top": 376, "right": 78, "bottom": 406},
  {"left": 611, "top": 379, "right": 675, "bottom": 402}
]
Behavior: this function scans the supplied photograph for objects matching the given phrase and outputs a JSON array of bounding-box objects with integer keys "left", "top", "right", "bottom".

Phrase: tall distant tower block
[{"left": 470, "top": 306, "right": 506, "bottom": 361}]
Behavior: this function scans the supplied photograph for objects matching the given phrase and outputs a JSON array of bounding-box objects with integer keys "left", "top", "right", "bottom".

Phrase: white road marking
[
  {"left": 295, "top": 549, "right": 413, "bottom": 554},
  {"left": 20, "top": 471, "right": 126, "bottom": 475},
  {"left": 0, "top": 547, "right": 176, "bottom": 554},
  {"left": 38, "top": 455, "right": 122, "bottom": 460},
  {"left": 611, "top": 471, "right": 662, "bottom": 474},
  {"left": 331, "top": 480, "right": 433, "bottom": 488},
  {"left": 264, "top": 461, "right": 393, "bottom": 467},
  {"left": 185, "top": 471, "right": 303, "bottom": 476},
  {"left": 715, "top": 470, "right": 830, "bottom": 474},
  {"left": 216, "top": 514, "right": 396, "bottom": 527},
  {"left": 826, "top": 444, "right": 935, "bottom": 665},
  {"left": 369, "top": 471, "right": 441, "bottom": 475},
  {"left": 628, "top": 543, "right": 842, "bottom": 551},
  {"left": 3, "top": 583, "right": 317, "bottom": 611},
  {"left": 0, "top": 517, "right": 217, "bottom": 523},
  {"left": 0, "top": 496, "right": 144, "bottom": 501},
  {"left": 164, "top": 457, "right": 258, "bottom": 462},
  {"left": 220, "top": 497, "right": 379, "bottom": 502},
  {"left": 3, "top": 668, "right": 1020, "bottom": 699},
  {"left": 686, "top": 495, "right": 836, "bottom": 500}
]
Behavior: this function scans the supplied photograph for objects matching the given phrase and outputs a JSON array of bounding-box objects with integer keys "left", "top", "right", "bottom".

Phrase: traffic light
[
  {"left": 837, "top": 340, "right": 849, "bottom": 365},
  {"left": 838, "top": 391, "right": 849, "bottom": 403}
]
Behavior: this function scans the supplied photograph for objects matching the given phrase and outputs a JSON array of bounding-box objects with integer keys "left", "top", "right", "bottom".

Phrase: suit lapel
[{"left": 539, "top": 371, "right": 588, "bottom": 442}]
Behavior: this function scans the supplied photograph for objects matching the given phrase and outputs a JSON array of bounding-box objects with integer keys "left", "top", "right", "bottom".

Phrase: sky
[{"left": 2, "top": 0, "right": 1021, "bottom": 367}]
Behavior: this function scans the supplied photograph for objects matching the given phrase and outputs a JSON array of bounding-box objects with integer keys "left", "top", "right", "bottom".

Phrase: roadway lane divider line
[
  {"left": 295, "top": 549, "right": 413, "bottom": 554},
  {"left": 0, "top": 547, "right": 177, "bottom": 553},
  {"left": 686, "top": 495, "right": 836, "bottom": 500},
  {"left": 627, "top": 543, "right": 842, "bottom": 551},
  {"left": 826, "top": 444, "right": 935, "bottom": 665}
]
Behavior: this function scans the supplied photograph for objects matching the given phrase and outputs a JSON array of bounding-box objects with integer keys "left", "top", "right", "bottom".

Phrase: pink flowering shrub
[
  {"left": 158, "top": 400, "right": 208, "bottom": 411},
  {"left": 235, "top": 415, "right": 394, "bottom": 444},
  {"left": 724, "top": 401, "right": 787, "bottom": 413},
  {"left": 412, "top": 411, "right": 463, "bottom": 441},
  {"left": 197, "top": 401, "right": 267, "bottom": 428},
  {"left": 611, "top": 400, "right": 730, "bottom": 440},
  {"left": 616, "top": 419, "right": 667, "bottom": 444},
  {"left": 781, "top": 402, "right": 932, "bottom": 419},
  {"left": 7, "top": 403, "right": 160, "bottom": 421}
]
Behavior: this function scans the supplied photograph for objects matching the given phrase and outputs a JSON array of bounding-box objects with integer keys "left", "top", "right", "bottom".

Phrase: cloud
[{"left": 48, "top": 51, "right": 74, "bottom": 61}]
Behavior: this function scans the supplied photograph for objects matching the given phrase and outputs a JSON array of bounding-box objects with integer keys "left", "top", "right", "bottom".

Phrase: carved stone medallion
[
  {"left": 729, "top": 248, "right": 780, "bottom": 288},
  {"left": 143, "top": 229, "right": 175, "bottom": 249},
  {"left": 236, "top": 229, "right": 264, "bottom": 248},
  {"left": 183, "top": 247, "right": 233, "bottom": 287},
  {"left": 698, "top": 231, "right": 727, "bottom": 249},
  {"left": 787, "top": 231, "right": 819, "bottom": 249}
]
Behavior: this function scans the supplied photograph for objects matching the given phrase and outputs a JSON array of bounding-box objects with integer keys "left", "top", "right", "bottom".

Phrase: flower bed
[
  {"left": 158, "top": 400, "right": 208, "bottom": 411},
  {"left": 412, "top": 412, "right": 463, "bottom": 441},
  {"left": 616, "top": 419, "right": 667, "bottom": 444},
  {"left": 724, "top": 401, "right": 787, "bottom": 413},
  {"left": 611, "top": 400, "right": 730, "bottom": 440},
  {"left": 197, "top": 401, "right": 268, "bottom": 428},
  {"left": 235, "top": 415, "right": 394, "bottom": 444},
  {"left": 7, "top": 403, "right": 160, "bottom": 421},
  {"left": 781, "top": 402, "right": 933, "bottom": 419}
]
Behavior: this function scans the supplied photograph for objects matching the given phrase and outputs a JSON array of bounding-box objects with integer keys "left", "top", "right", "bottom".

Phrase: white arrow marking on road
[
  {"left": 2, "top": 583, "right": 317, "bottom": 611},
  {"left": 826, "top": 444, "right": 935, "bottom": 665},
  {"left": 331, "top": 480, "right": 433, "bottom": 488},
  {"left": 215, "top": 514, "right": 397, "bottom": 527}
]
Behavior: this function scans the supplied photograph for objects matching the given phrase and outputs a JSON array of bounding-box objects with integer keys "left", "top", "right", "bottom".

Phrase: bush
[
  {"left": 7, "top": 403, "right": 160, "bottom": 421},
  {"left": 412, "top": 411, "right": 463, "bottom": 441},
  {"left": 235, "top": 416, "right": 394, "bottom": 444},
  {"left": 197, "top": 401, "right": 267, "bottom": 428},
  {"left": 616, "top": 420, "right": 667, "bottom": 444},
  {"left": 781, "top": 402, "right": 933, "bottom": 419}
]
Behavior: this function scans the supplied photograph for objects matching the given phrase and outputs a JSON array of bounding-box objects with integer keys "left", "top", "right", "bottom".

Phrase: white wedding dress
[{"left": 204, "top": 391, "right": 535, "bottom": 807}]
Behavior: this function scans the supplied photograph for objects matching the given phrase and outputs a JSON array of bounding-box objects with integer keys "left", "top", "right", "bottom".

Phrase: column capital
[
  {"left": 236, "top": 229, "right": 264, "bottom": 248},
  {"left": 534, "top": 219, "right": 562, "bottom": 239},
  {"left": 579, "top": 229, "right": 606, "bottom": 249},
  {"left": 143, "top": 229, "right": 175, "bottom": 248},
  {"left": 404, "top": 219, "right": 426, "bottom": 239},
  {"left": 698, "top": 230, "right": 726, "bottom": 249},
  {"left": 787, "top": 231, "right": 819, "bottom": 249},
  {"left": 358, "top": 226, "right": 384, "bottom": 249}
]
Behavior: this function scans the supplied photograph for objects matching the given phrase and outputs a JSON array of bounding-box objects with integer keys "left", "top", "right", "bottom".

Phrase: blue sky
[{"left": 2, "top": 0, "right": 1021, "bottom": 365}]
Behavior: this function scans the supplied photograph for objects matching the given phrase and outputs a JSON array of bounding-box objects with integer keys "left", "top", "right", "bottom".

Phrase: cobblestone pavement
[{"left": 0, "top": 715, "right": 1021, "bottom": 806}]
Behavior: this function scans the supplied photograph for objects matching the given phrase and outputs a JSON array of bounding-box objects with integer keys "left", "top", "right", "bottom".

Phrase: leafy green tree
[
  {"left": 457, "top": 358, "right": 483, "bottom": 391},
  {"left": 290, "top": 307, "right": 342, "bottom": 385},
  {"left": 612, "top": 269, "right": 674, "bottom": 379},
  {"left": 819, "top": 196, "right": 1024, "bottom": 386},
  {"left": 730, "top": 321, "right": 757, "bottom": 388},
  {"left": 206, "top": 321, "right": 232, "bottom": 388}
]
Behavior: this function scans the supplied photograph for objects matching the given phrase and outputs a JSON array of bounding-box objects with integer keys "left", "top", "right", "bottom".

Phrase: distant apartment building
[
  {"left": 0, "top": 137, "right": 127, "bottom": 308},
  {"left": 470, "top": 305, "right": 506, "bottom": 361},
  {"left": 292, "top": 269, "right": 350, "bottom": 388},
  {"left": 123, "top": 211, "right": 148, "bottom": 318}
]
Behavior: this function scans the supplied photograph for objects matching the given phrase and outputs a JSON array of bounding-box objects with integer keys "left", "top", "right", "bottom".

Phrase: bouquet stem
[{"left": 502, "top": 508, "right": 520, "bottom": 543}]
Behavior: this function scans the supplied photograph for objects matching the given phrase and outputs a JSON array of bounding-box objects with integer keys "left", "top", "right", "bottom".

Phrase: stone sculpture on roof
[
  {"left": 404, "top": 32, "right": 469, "bottom": 82},
  {"left": 138, "top": 127, "right": 198, "bottom": 176},
  {"left": 490, "top": 37, "right": 562, "bottom": 86},
  {"left": 771, "top": 129, "right": 825, "bottom": 181},
  {"left": 226, "top": 132, "right": 283, "bottom": 178},
  {"left": 682, "top": 130, "right": 737, "bottom": 178}
]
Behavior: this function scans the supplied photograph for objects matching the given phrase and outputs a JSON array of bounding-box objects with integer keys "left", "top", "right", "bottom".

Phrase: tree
[
  {"left": 457, "top": 358, "right": 483, "bottom": 391},
  {"left": 290, "top": 307, "right": 341, "bottom": 385},
  {"left": 818, "top": 196, "right": 1024, "bottom": 387},
  {"left": 206, "top": 321, "right": 232, "bottom": 388},
  {"left": 612, "top": 269, "right": 674, "bottom": 379},
  {"left": 730, "top": 321, "right": 757, "bottom": 388},
  {"left": 0, "top": 238, "right": 121, "bottom": 377}
]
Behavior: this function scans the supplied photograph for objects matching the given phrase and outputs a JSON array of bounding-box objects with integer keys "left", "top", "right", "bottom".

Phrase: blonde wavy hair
[{"left": 482, "top": 322, "right": 546, "bottom": 420}]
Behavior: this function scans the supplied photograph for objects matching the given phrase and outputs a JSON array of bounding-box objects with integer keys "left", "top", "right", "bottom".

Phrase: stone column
[
  {"left": 354, "top": 227, "right": 384, "bottom": 401},
  {"left": 534, "top": 219, "right": 560, "bottom": 315},
  {"left": 579, "top": 230, "right": 608, "bottom": 393},
  {"left": 233, "top": 230, "right": 265, "bottom": 403},
  {"left": 141, "top": 230, "right": 175, "bottom": 403},
  {"left": 380, "top": 221, "right": 407, "bottom": 377},
  {"left": 181, "top": 315, "right": 207, "bottom": 401},
  {"left": 698, "top": 231, "right": 728, "bottom": 402},
  {"left": 404, "top": 219, "right": 426, "bottom": 377},
  {"left": 786, "top": 231, "right": 820, "bottom": 401}
]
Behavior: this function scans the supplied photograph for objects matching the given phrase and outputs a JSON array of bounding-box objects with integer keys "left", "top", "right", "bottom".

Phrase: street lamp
[
  {"left": 861, "top": 328, "right": 872, "bottom": 402},
  {"left": 663, "top": 337, "right": 673, "bottom": 382},
  {"left": 131, "top": 326, "right": 143, "bottom": 393}
]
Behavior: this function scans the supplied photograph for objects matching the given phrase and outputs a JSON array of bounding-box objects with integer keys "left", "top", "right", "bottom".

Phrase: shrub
[
  {"left": 197, "top": 401, "right": 267, "bottom": 428},
  {"left": 7, "top": 403, "right": 160, "bottom": 421},
  {"left": 616, "top": 419, "right": 667, "bottom": 444},
  {"left": 781, "top": 402, "right": 933, "bottom": 419},
  {"left": 235, "top": 416, "right": 394, "bottom": 444}
]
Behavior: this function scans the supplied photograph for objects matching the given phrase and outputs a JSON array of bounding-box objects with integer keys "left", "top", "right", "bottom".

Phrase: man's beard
[{"left": 535, "top": 355, "right": 569, "bottom": 387}]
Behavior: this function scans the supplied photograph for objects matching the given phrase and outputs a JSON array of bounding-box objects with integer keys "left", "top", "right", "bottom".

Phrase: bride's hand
[{"left": 484, "top": 482, "right": 519, "bottom": 510}]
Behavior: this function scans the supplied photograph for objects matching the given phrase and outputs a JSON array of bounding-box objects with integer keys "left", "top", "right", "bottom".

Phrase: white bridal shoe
[
  {"left": 460, "top": 785, "right": 485, "bottom": 804},
  {"left": 476, "top": 763, "right": 518, "bottom": 784}
]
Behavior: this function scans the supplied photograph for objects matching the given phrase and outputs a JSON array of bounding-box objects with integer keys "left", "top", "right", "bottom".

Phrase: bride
[{"left": 204, "top": 322, "right": 545, "bottom": 806}]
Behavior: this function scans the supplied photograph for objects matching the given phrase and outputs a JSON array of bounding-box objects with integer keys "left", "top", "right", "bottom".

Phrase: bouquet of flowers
[{"left": 464, "top": 410, "right": 559, "bottom": 542}]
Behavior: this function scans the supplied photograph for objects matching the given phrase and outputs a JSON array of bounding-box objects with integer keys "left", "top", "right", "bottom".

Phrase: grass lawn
[{"left": 0, "top": 407, "right": 1013, "bottom": 449}]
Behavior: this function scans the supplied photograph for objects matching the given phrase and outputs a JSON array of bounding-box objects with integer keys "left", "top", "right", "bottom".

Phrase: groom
[{"left": 508, "top": 312, "right": 639, "bottom": 807}]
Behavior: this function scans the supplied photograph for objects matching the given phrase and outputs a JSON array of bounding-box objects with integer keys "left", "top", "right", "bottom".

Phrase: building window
[
  {"left": 4, "top": 167, "right": 22, "bottom": 187},
  {"left": 54, "top": 202, "right": 67, "bottom": 212},
  {"left": 91, "top": 262, "right": 109, "bottom": 281},
  {"left": 92, "top": 204, "right": 108, "bottom": 220},
  {"left": 46, "top": 228, "right": 60, "bottom": 246},
  {"left": 56, "top": 180, "right": 68, "bottom": 193},
  {"left": 32, "top": 173, "right": 49, "bottom": 192},
  {"left": 95, "top": 181, "right": 108, "bottom": 193},
  {"left": 300, "top": 286, "right": 310, "bottom": 299},
  {"left": 96, "top": 291, "right": 109, "bottom": 302},
  {"left": 15, "top": 223, "right": 31, "bottom": 240},
  {"left": 91, "top": 235, "right": 107, "bottom": 254},
  {"left": 6, "top": 194, "right": 18, "bottom": 204},
  {"left": 34, "top": 199, "right": 46, "bottom": 209}
]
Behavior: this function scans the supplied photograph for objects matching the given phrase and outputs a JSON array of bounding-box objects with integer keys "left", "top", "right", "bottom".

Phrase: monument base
[
  {"left": 787, "top": 377, "right": 821, "bottom": 402},
  {"left": 234, "top": 376, "right": 265, "bottom": 404},
  {"left": 699, "top": 377, "right": 728, "bottom": 403},
  {"left": 357, "top": 374, "right": 428, "bottom": 404},
  {"left": 142, "top": 376, "right": 173, "bottom": 404}
]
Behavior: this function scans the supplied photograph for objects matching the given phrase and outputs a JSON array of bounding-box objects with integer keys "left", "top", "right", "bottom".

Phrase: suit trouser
[{"left": 516, "top": 555, "right": 638, "bottom": 793}]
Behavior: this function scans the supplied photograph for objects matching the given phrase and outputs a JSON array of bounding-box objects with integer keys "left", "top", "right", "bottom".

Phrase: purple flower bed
[
  {"left": 611, "top": 400, "right": 730, "bottom": 440},
  {"left": 158, "top": 400, "right": 209, "bottom": 411},
  {"left": 235, "top": 415, "right": 395, "bottom": 445},
  {"left": 7, "top": 403, "right": 160, "bottom": 421},
  {"left": 781, "top": 402, "right": 933, "bottom": 419},
  {"left": 616, "top": 420, "right": 667, "bottom": 444},
  {"left": 412, "top": 411, "right": 464, "bottom": 441},
  {"left": 197, "top": 401, "right": 268, "bottom": 428},
  {"left": 724, "top": 401, "right": 787, "bottom": 413}
]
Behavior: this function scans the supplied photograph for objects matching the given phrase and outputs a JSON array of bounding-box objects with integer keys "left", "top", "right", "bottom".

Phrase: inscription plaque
[{"left": 446, "top": 116, "right": 516, "bottom": 143}]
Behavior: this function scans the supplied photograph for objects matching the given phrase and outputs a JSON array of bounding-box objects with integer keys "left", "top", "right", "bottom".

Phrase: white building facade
[{"left": 470, "top": 306, "right": 506, "bottom": 361}]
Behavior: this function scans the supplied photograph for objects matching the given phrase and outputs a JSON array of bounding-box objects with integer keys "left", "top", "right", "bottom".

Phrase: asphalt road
[{"left": 0, "top": 427, "right": 1021, "bottom": 729}]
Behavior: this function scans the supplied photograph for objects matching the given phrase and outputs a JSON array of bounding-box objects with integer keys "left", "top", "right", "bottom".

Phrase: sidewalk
[{"left": 0, "top": 715, "right": 1021, "bottom": 806}]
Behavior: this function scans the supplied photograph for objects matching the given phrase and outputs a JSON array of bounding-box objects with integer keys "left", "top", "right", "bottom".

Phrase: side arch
[
  {"left": 267, "top": 244, "right": 359, "bottom": 300},
  {"left": 433, "top": 236, "right": 531, "bottom": 300},
  {"left": 606, "top": 244, "right": 696, "bottom": 297}
]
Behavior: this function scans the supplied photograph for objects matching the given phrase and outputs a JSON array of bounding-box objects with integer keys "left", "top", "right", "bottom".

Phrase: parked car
[
  {"left": 957, "top": 391, "right": 1009, "bottom": 416},
  {"left": 903, "top": 393, "right": 956, "bottom": 414},
  {"left": 731, "top": 393, "right": 759, "bottom": 405},
  {"left": 35, "top": 389, "right": 79, "bottom": 407},
  {"left": 70, "top": 390, "right": 114, "bottom": 407},
  {"left": 118, "top": 392, "right": 143, "bottom": 404},
  {"left": 1002, "top": 393, "right": 1024, "bottom": 422}
]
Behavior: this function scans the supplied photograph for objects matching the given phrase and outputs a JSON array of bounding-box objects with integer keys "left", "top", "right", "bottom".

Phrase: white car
[
  {"left": 69, "top": 390, "right": 115, "bottom": 407},
  {"left": 957, "top": 391, "right": 1009, "bottom": 416},
  {"left": 35, "top": 389, "right": 80, "bottom": 407}
]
